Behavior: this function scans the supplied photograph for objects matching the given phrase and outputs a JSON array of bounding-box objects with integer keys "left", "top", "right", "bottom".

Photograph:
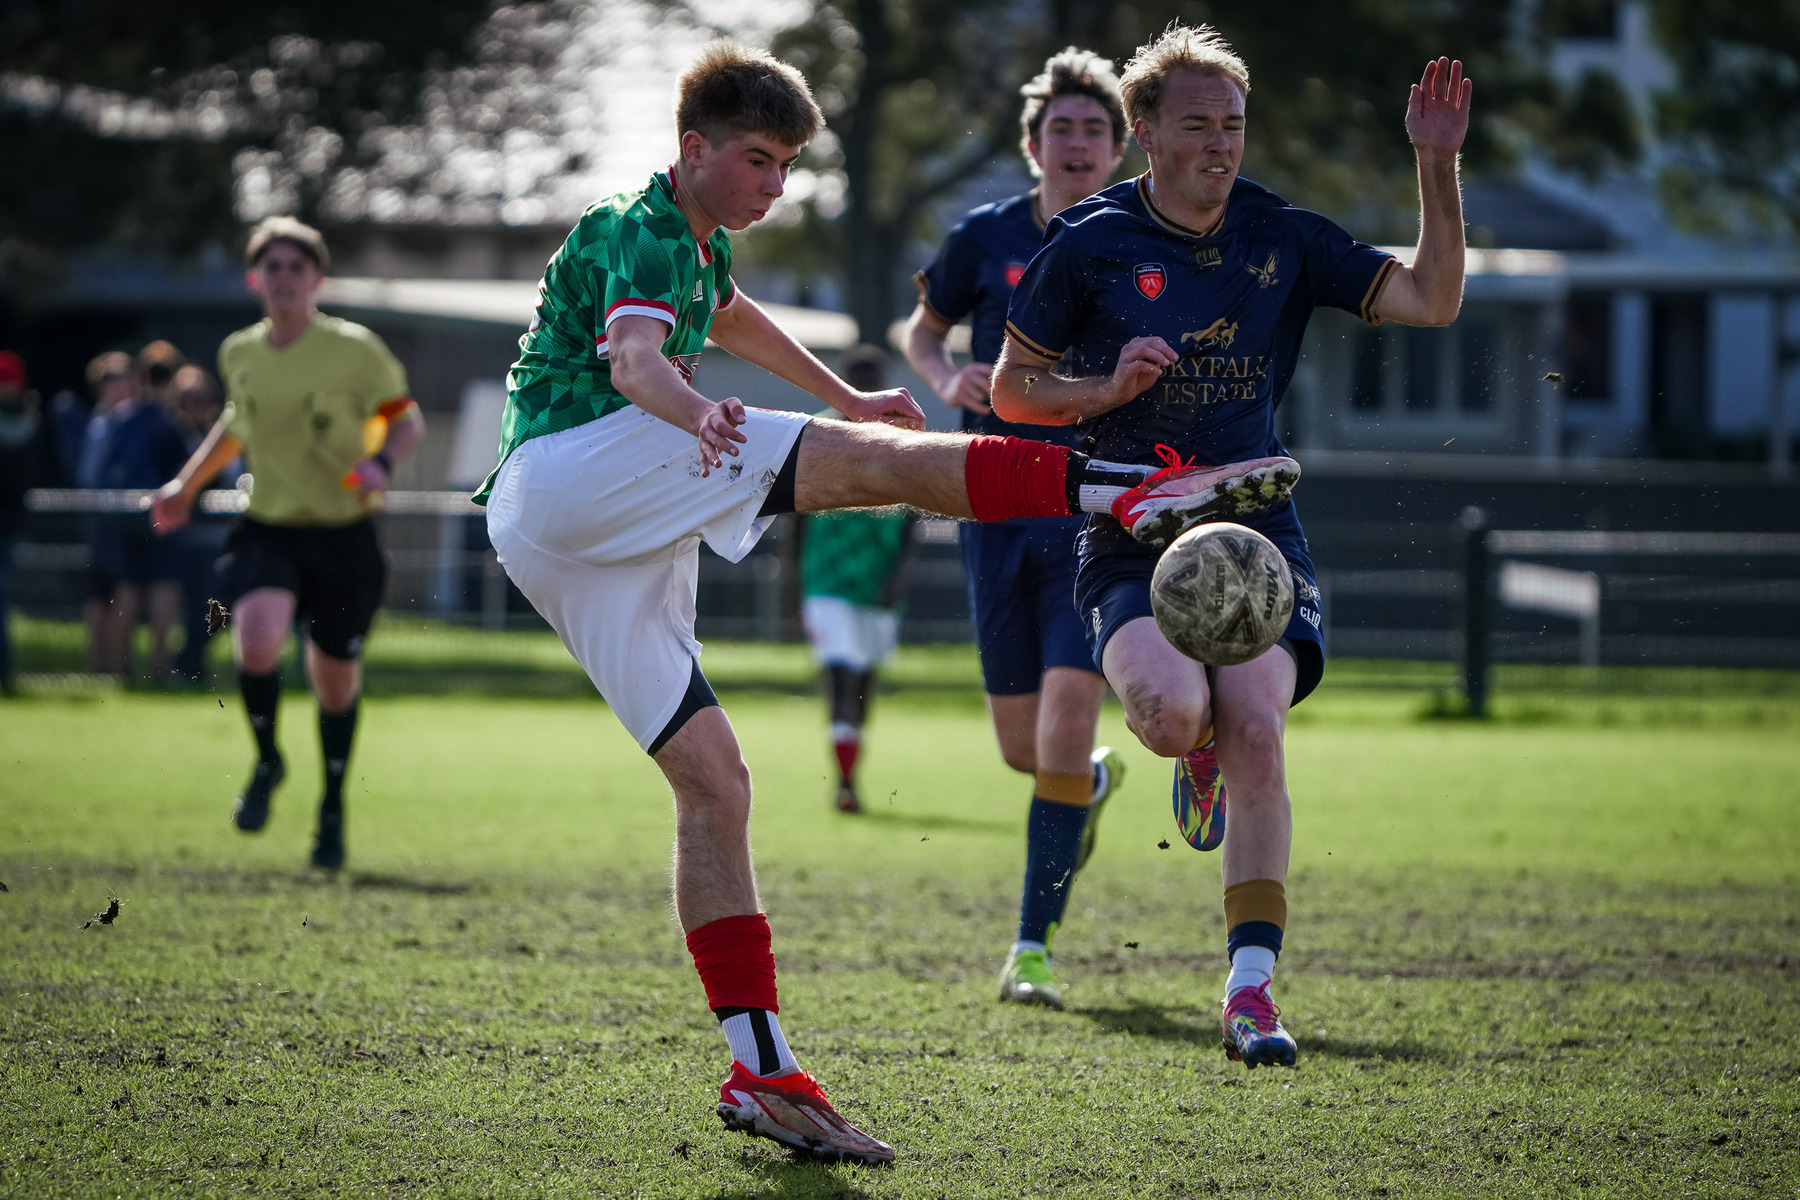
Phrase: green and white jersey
[
  {"left": 474, "top": 169, "right": 736, "bottom": 503},
  {"left": 802, "top": 508, "right": 913, "bottom": 611}
]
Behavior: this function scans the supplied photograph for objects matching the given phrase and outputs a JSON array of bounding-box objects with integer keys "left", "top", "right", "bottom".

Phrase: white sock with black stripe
[{"left": 716, "top": 1007, "right": 799, "bottom": 1078}]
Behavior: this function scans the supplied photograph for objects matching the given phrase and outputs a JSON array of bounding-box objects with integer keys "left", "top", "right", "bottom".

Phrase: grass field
[{"left": 2, "top": 633, "right": 1797, "bottom": 1197}]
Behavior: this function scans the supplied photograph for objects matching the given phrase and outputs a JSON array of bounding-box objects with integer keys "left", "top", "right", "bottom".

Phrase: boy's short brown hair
[
  {"left": 1120, "top": 22, "right": 1251, "bottom": 126},
  {"left": 1019, "top": 47, "right": 1127, "bottom": 164},
  {"left": 677, "top": 41, "right": 822, "bottom": 149},
  {"left": 244, "top": 216, "right": 329, "bottom": 272}
]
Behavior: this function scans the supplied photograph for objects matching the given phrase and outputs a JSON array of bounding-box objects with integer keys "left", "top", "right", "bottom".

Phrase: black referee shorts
[{"left": 217, "top": 518, "right": 386, "bottom": 660}]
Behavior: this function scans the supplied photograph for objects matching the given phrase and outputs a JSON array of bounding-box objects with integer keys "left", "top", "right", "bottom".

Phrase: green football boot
[
  {"left": 1074, "top": 746, "right": 1127, "bottom": 878},
  {"left": 998, "top": 942, "right": 1065, "bottom": 1010}
]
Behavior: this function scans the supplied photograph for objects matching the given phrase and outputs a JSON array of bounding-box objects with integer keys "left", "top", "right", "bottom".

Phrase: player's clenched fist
[
  {"left": 1111, "top": 336, "right": 1178, "bottom": 407},
  {"left": 696, "top": 396, "right": 749, "bottom": 475},
  {"left": 841, "top": 387, "right": 926, "bottom": 430}
]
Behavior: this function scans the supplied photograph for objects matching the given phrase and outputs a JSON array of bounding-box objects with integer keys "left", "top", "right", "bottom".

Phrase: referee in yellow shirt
[{"left": 152, "top": 217, "right": 424, "bottom": 869}]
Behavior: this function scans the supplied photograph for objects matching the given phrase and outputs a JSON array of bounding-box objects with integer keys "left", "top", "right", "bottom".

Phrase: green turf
[{"left": 2, "top": 645, "right": 1796, "bottom": 1197}]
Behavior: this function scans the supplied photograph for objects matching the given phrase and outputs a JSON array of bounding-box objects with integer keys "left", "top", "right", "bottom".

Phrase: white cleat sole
[{"left": 1129, "top": 458, "right": 1301, "bottom": 550}]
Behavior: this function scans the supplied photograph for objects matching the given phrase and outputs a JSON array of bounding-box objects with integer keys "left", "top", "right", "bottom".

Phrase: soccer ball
[{"left": 1150, "top": 523, "right": 1294, "bottom": 666}]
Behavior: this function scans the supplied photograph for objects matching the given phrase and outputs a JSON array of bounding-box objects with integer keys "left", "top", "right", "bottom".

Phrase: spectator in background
[
  {"left": 138, "top": 340, "right": 188, "bottom": 408},
  {"left": 167, "top": 363, "right": 237, "bottom": 682},
  {"left": 0, "top": 350, "right": 63, "bottom": 694},
  {"left": 797, "top": 345, "right": 916, "bottom": 813},
  {"left": 79, "top": 350, "right": 188, "bottom": 680}
]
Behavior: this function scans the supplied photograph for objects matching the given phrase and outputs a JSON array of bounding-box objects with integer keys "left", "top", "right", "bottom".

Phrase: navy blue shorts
[
  {"left": 960, "top": 515, "right": 1097, "bottom": 695},
  {"left": 1075, "top": 521, "right": 1326, "bottom": 707}
]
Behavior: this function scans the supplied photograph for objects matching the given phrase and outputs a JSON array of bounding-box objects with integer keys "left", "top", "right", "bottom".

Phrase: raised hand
[
  {"left": 1406, "top": 57, "right": 1472, "bottom": 163},
  {"left": 842, "top": 387, "right": 927, "bottom": 430},
  {"left": 696, "top": 397, "right": 749, "bottom": 476}
]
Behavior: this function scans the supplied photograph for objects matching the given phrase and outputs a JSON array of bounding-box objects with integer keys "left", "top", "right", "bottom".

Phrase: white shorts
[
  {"left": 485, "top": 405, "right": 810, "bottom": 750},
  {"left": 802, "top": 595, "right": 900, "bottom": 672}
]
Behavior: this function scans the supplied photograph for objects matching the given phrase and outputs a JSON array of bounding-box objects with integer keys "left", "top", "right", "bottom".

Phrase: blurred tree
[
  {"left": 764, "top": 0, "right": 1575, "bottom": 345},
  {"left": 769, "top": 0, "right": 1038, "bottom": 345},
  {"left": 1653, "top": 0, "right": 1800, "bottom": 238},
  {"left": 0, "top": 0, "right": 490, "bottom": 286}
]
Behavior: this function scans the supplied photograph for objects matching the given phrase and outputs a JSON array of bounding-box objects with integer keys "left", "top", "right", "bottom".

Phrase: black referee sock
[
  {"left": 318, "top": 701, "right": 359, "bottom": 813},
  {"left": 239, "top": 670, "right": 282, "bottom": 766}
]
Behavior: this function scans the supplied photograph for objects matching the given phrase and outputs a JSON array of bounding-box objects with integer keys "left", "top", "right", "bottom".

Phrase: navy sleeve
[
  {"left": 1304, "top": 218, "right": 1400, "bottom": 325},
  {"left": 1003, "top": 224, "right": 1087, "bottom": 363},
  {"left": 914, "top": 217, "right": 984, "bottom": 325}
]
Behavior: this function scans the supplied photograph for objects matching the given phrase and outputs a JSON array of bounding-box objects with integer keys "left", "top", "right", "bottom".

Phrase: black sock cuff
[{"left": 1063, "top": 450, "right": 1090, "bottom": 514}]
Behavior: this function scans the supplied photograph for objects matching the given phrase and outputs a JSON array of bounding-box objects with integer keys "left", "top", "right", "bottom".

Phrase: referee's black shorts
[{"left": 217, "top": 518, "right": 386, "bottom": 660}]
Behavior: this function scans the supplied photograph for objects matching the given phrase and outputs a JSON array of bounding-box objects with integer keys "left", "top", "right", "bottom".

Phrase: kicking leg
[
  {"left": 791, "top": 419, "right": 1150, "bottom": 522},
  {"left": 1210, "top": 645, "right": 1300, "bottom": 1069}
]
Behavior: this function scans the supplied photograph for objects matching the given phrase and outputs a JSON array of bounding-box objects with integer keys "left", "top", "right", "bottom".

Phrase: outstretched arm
[
  {"left": 150, "top": 419, "right": 243, "bottom": 534},
  {"left": 990, "top": 334, "right": 1174, "bottom": 426},
  {"left": 1372, "top": 57, "right": 1473, "bottom": 328},
  {"left": 709, "top": 291, "right": 924, "bottom": 429}
]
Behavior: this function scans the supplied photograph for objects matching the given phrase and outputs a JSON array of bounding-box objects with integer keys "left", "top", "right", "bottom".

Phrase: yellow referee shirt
[{"left": 219, "top": 315, "right": 409, "bottom": 527}]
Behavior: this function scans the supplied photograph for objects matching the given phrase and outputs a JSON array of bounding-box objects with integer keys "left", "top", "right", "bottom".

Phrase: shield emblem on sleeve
[{"left": 1135, "top": 263, "right": 1166, "bottom": 299}]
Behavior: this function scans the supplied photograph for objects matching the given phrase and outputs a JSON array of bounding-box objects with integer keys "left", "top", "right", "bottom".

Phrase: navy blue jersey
[
  {"left": 1006, "top": 174, "right": 1397, "bottom": 466},
  {"left": 914, "top": 191, "right": 1084, "bottom": 445}
]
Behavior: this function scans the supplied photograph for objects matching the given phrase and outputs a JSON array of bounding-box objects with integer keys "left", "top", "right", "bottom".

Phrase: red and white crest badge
[
  {"left": 1134, "top": 263, "right": 1166, "bottom": 300},
  {"left": 1004, "top": 262, "right": 1027, "bottom": 288}
]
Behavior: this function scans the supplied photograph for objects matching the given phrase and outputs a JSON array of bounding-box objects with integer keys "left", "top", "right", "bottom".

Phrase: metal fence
[{"left": 14, "top": 491, "right": 1800, "bottom": 682}]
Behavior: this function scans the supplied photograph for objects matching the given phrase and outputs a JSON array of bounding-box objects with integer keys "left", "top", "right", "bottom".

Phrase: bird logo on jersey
[
  {"left": 1180, "top": 319, "right": 1239, "bottom": 350},
  {"left": 1135, "top": 264, "right": 1167, "bottom": 299},
  {"left": 1005, "top": 263, "right": 1027, "bottom": 288},
  {"left": 1246, "top": 251, "right": 1280, "bottom": 289}
]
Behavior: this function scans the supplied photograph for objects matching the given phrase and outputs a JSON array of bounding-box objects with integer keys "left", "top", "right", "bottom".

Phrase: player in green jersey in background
[{"left": 798, "top": 345, "right": 915, "bottom": 813}]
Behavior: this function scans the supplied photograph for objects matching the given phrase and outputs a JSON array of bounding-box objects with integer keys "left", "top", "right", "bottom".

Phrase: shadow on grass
[
  {"left": 854, "top": 808, "right": 1016, "bottom": 837},
  {"left": 1072, "top": 1003, "right": 1217, "bottom": 1046},
  {"left": 1300, "top": 1034, "right": 1448, "bottom": 1063},
  {"left": 347, "top": 872, "right": 473, "bottom": 896},
  {"left": 715, "top": 1154, "right": 884, "bottom": 1199}
]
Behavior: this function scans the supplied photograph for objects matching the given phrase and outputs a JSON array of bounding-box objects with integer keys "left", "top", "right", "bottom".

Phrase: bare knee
[
  {"left": 1123, "top": 682, "right": 1209, "bottom": 759},
  {"left": 676, "top": 757, "right": 753, "bottom": 825},
  {"left": 1000, "top": 747, "right": 1037, "bottom": 775}
]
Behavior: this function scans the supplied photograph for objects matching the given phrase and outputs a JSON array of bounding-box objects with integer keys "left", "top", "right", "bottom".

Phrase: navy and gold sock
[
  {"left": 1223, "top": 878, "right": 1286, "bottom": 994},
  {"left": 1016, "top": 772, "right": 1092, "bottom": 948}
]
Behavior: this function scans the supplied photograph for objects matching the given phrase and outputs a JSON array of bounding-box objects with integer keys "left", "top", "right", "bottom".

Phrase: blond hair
[
  {"left": 677, "top": 41, "right": 822, "bottom": 149},
  {"left": 1119, "top": 22, "right": 1251, "bottom": 125},
  {"left": 1019, "top": 47, "right": 1127, "bottom": 166},
  {"left": 244, "top": 215, "right": 329, "bottom": 272}
]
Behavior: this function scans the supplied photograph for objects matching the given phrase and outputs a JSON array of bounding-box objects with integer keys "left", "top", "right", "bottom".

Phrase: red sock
[
  {"left": 833, "top": 736, "right": 860, "bottom": 784},
  {"left": 964, "top": 436, "right": 1074, "bottom": 522},
  {"left": 686, "top": 913, "right": 779, "bottom": 1013}
]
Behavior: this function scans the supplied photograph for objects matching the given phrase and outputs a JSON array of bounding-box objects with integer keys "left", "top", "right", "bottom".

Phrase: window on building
[
  {"left": 1460, "top": 320, "right": 1497, "bottom": 412},
  {"left": 1405, "top": 327, "right": 1449, "bottom": 410},
  {"left": 1562, "top": 290, "right": 1612, "bottom": 400},
  {"left": 1351, "top": 327, "right": 1383, "bottom": 409}
]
